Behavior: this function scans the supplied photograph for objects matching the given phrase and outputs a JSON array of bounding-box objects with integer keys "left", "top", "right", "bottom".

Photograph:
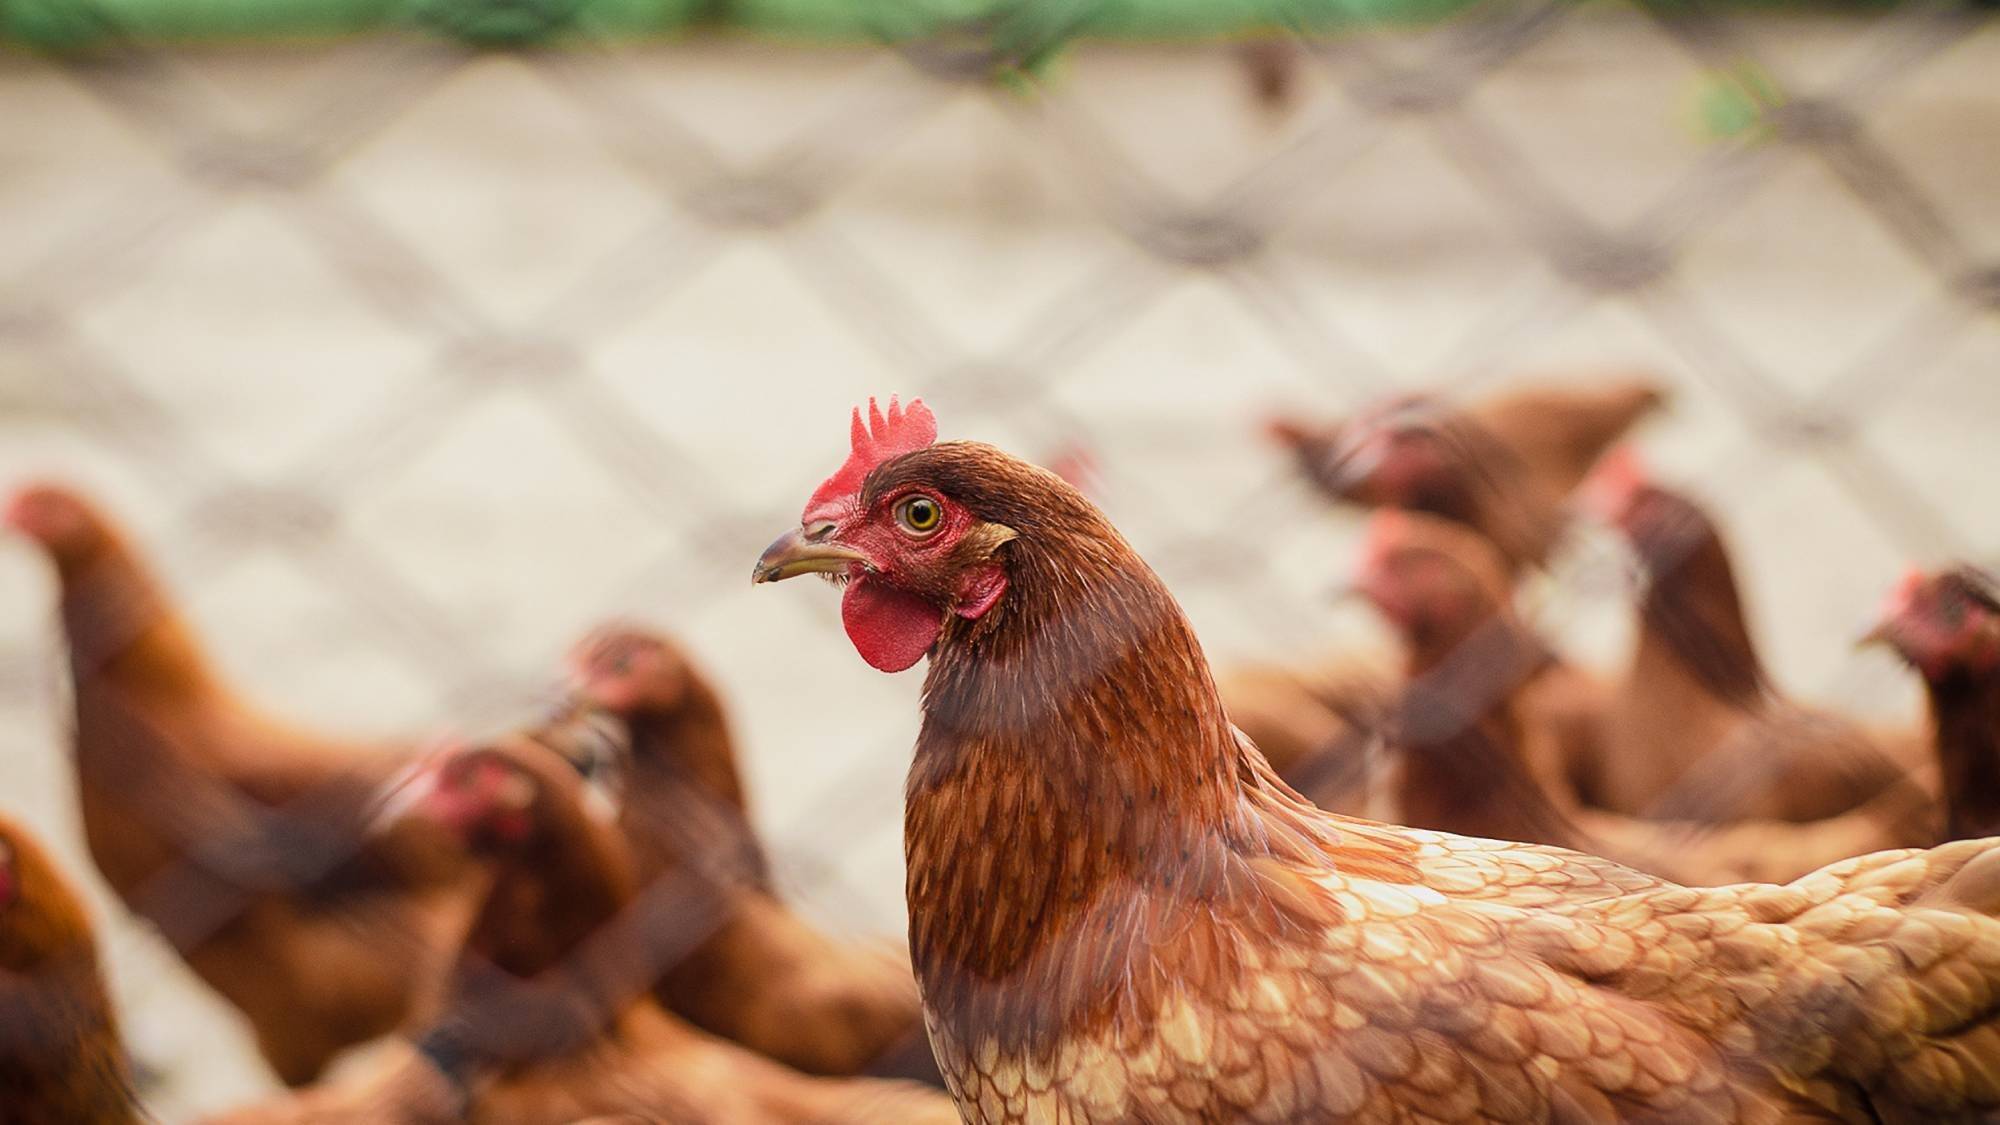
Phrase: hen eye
[{"left": 897, "top": 495, "right": 942, "bottom": 535}]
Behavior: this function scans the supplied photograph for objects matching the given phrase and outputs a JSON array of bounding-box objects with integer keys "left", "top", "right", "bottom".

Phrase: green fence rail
[{"left": 0, "top": 0, "right": 1514, "bottom": 53}]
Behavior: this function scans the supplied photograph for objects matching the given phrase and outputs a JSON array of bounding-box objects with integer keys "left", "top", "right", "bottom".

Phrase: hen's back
[{"left": 1451, "top": 831, "right": 2000, "bottom": 1120}]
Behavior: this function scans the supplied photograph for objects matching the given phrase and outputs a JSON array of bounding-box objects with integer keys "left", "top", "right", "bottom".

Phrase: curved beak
[
  {"left": 1856, "top": 617, "right": 1898, "bottom": 651},
  {"left": 1857, "top": 568, "right": 1925, "bottom": 651},
  {"left": 753, "top": 526, "right": 867, "bottom": 585}
]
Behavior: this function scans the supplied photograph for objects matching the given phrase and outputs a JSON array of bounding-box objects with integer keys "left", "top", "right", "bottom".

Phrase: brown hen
[
  {"left": 544, "top": 624, "right": 937, "bottom": 1082},
  {"left": 1351, "top": 510, "right": 1928, "bottom": 886},
  {"left": 757, "top": 398, "right": 2000, "bottom": 1122},
  {"left": 1240, "top": 374, "right": 1661, "bottom": 797},
  {"left": 216, "top": 735, "right": 958, "bottom": 1125},
  {"left": 1869, "top": 565, "right": 2000, "bottom": 842},
  {"left": 0, "top": 816, "right": 138, "bottom": 1125},
  {"left": 1585, "top": 453, "right": 1922, "bottom": 824},
  {"left": 1349, "top": 509, "right": 1604, "bottom": 845},
  {"left": 5, "top": 483, "right": 481, "bottom": 1085}
]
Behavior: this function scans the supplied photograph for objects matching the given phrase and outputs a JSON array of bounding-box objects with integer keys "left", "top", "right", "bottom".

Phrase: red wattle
[{"left": 842, "top": 575, "right": 945, "bottom": 673}]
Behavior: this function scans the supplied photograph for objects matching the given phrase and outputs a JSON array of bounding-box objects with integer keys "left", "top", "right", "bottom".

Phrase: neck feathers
[
  {"left": 0, "top": 959, "right": 137, "bottom": 1125},
  {"left": 1394, "top": 618, "right": 1579, "bottom": 848},
  {"left": 449, "top": 806, "right": 642, "bottom": 1064},
  {"left": 465, "top": 807, "right": 634, "bottom": 981},
  {"left": 914, "top": 513, "right": 1253, "bottom": 840},
  {"left": 1926, "top": 668, "right": 2000, "bottom": 840},
  {"left": 0, "top": 834, "right": 138, "bottom": 1123},
  {"left": 1638, "top": 516, "right": 1767, "bottom": 706},
  {"left": 628, "top": 682, "right": 771, "bottom": 890},
  {"left": 903, "top": 503, "right": 1363, "bottom": 1049},
  {"left": 55, "top": 531, "right": 213, "bottom": 700}
]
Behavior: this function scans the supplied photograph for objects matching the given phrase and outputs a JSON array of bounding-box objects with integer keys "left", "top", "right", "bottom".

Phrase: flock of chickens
[{"left": 4, "top": 378, "right": 2000, "bottom": 1123}]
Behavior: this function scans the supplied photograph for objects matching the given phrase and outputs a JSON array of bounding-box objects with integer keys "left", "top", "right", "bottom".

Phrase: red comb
[
  {"left": 2, "top": 484, "right": 85, "bottom": 544},
  {"left": 1881, "top": 566, "right": 1926, "bottom": 616},
  {"left": 805, "top": 396, "right": 937, "bottom": 520},
  {"left": 1597, "top": 445, "right": 1648, "bottom": 491},
  {"left": 1580, "top": 445, "right": 1648, "bottom": 518},
  {"left": 1359, "top": 509, "right": 1410, "bottom": 564},
  {"left": 1044, "top": 445, "right": 1098, "bottom": 494},
  {"left": 0, "top": 491, "right": 34, "bottom": 534},
  {"left": 1351, "top": 511, "right": 1412, "bottom": 609}
]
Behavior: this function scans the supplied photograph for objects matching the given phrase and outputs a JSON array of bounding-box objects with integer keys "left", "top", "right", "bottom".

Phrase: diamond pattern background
[{"left": 0, "top": 5, "right": 1996, "bottom": 1116}]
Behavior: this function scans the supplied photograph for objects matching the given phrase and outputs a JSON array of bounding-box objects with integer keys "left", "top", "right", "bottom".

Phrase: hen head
[
  {"left": 1355, "top": 509, "right": 1513, "bottom": 658},
  {"left": 1579, "top": 447, "right": 1719, "bottom": 577},
  {"left": 386, "top": 738, "right": 612, "bottom": 859},
  {"left": 565, "top": 624, "right": 689, "bottom": 714},
  {"left": 2, "top": 483, "right": 116, "bottom": 572},
  {"left": 753, "top": 396, "right": 1029, "bottom": 672},
  {"left": 1867, "top": 566, "right": 2000, "bottom": 681},
  {"left": 1269, "top": 394, "right": 1463, "bottom": 508},
  {"left": 397, "top": 741, "right": 639, "bottom": 984}
]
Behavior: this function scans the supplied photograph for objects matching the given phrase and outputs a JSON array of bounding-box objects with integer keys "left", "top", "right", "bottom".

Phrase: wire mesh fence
[{"left": 0, "top": 0, "right": 1997, "bottom": 1117}]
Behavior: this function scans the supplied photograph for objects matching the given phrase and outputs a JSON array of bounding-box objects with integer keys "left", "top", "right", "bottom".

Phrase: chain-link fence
[{"left": 1, "top": 0, "right": 1996, "bottom": 1117}]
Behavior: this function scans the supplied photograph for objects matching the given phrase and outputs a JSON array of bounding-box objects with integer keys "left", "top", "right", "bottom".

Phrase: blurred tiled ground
[{"left": 1, "top": 10, "right": 1997, "bottom": 1118}]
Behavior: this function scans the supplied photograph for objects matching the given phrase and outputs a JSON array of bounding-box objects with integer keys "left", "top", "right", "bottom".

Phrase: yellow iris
[{"left": 899, "top": 496, "right": 941, "bottom": 533}]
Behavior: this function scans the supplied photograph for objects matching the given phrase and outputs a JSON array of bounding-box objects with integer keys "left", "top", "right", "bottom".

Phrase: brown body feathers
[
  {"left": 552, "top": 625, "right": 937, "bottom": 1082},
  {"left": 0, "top": 817, "right": 139, "bottom": 1125},
  {"left": 9, "top": 484, "right": 480, "bottom": 1086},
  {"left": 264, "top": 735, "right": 959, "bottom": 1125}
]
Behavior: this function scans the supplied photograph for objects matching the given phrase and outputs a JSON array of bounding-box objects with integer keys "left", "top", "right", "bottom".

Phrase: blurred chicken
[
  {"left": 1869, "top": 565, "right": 2000, "bottom": 841},
  {"left": 1350, "top": 510, "right": 1929, "bottom": 885},
  {"left": 553, "top": 627, "right": 768, "bottom": 891},
  {"left": 0, "top": 816, "right": 138, "bottom": 1124},
  {"left": 758, "top": 397, "right": 2000, "bottom": 1121},
  {"left": 1349, "top": 509, "right": 1603, "bottom": 841},
  {"left": 4, "top": 484, "right": 480, "bottom": 1085},
  {"left": 1270, "top": 373, "right": 1664, "bottom": 573},
  {"left": 217, "top": 736, "right": 957, "bottom": 1124},
  {"left": 1584, "top": 451, "right": 1920, "bottom": 824},
  {"left": 1237, "top": 375, "right": 1662, "bottom": 796},
  {"left": 546, "top": 625, "right": 937, "bottom": 1083}
]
